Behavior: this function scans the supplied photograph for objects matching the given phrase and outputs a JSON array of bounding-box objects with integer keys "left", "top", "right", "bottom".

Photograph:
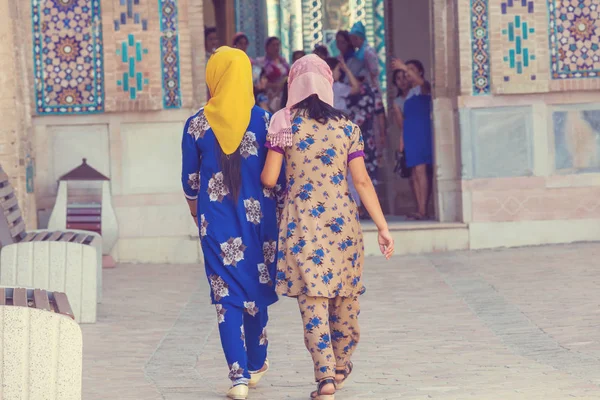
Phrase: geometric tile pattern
[
  {"left": 301, "top": 0, "right": 323, "bottom": 50},
  {"left": 491, "top": 0, "right": 549, "bottom": 93},
  {"left": 235, "top": 0, "right": 268, "bottom": 59},
  {"left": 114, "top": 0, "right": 148, "bottom": 31},
  {"left": 501, "top": 0, "right": 537, "bottom": 82},
  {"left": 471, "top": 185, "right": 600, "bottom": 222},
  {"left": 548, "top": 0, "right": 600, "bottom": 79},
  {"left": 159, "top": 0, "right": 182, "bottom": 108},
  {"left": 32, "top": 0, "right": 105, "bottom": 114},
  {"left": 471, "top": 0, "right": 491, "bottom": 95},
  {"left": 116, "top": 34, "right": 149, "bottom": 100},
  {"left": 373, "top": 0, "right": 387, "bottom": 101}
]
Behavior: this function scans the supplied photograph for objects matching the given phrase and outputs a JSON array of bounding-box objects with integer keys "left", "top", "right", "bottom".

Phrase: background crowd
[{"left": 204, "top": 22, "right": 434, "bottom": 221}]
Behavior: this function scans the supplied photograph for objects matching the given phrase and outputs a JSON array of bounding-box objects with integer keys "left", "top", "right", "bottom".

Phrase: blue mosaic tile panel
[
  {"left": 114, "top": 0, "right": 148, "bottom": 31},
  {"left": 159, "top": 0, "right": 182, "bottom": 108},
  {"left": 470, "top": 0, "right": 491, "bottom": 95},
  {"left": 500, "top": 0, "right": 537, "bottom": 82},
  {"left": 548, "top": 0, "right": 600, "bottom": 79},
  {"left": 32, "top": 0, "right": 105, "bottom": 114},
  {"left": 116, "top": 34, "right": 149, "bottom": 100}
]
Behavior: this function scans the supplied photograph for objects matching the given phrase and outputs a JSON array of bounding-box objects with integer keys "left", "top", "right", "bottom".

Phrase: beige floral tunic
[{"left": 268, "top": 114, "right": 366, "bottom": 298}]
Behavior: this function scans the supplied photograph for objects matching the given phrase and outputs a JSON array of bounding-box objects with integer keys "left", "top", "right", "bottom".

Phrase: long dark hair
[
  {"left": 215, "top": 141, "right": 243, "bottom": 202},
  {"left": 393, "top": 69, "right": 405, "bottom": 97},
  {"left": 292, "top": 94, "right": 347, "bottom": 124},
  {"left": 406, "top": 59, "right": 425, "bottom": 77}
]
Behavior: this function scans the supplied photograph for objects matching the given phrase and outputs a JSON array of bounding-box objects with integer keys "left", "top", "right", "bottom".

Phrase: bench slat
[
  {"left": 12, "top": 288, "right": 28, "bottom": 307},
  {"left": 6, "top": 209, "right": 21, "bottom": 224},
  {"left": 52, "top": 292, "right": 74, "bottom": 320},
  {"left": 1, "top": 195, "right": 18, "bottom": 211},
  {"left": 72, "top": 233, "right": 89, "bottom": 244},
  {"left": 21, "top": 232, "right": 38, "bottom": 242},
  {"left": 46, "top": 231, "right": 63, "bottom": 241},
  {"left": 0, "top": 183, "right": 14, "bottom": 199},
  {"left": 10, "top": 219, "right": 26, "bottom": 240},
  {"left": 0, "top": 169, "right": 9, "bottom": 184},
  {"left": 33, "top": 289, "right": 52, "bottom": 312},
  {"left": 0, "top": 288, "right": 5, "bottom": 305},
  {"left": 59, "top": 232, "right": 75, "bottom": 242}
]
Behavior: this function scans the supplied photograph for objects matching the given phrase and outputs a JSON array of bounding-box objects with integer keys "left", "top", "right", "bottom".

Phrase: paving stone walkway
[{"left": 82, "top": 243, "right": 600, "bottom": 399}]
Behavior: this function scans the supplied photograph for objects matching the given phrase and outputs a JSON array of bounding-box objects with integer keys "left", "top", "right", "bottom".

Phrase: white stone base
[
  {"left": 0, "top": 306, "right": 82, "bottom": 399},
  {"left": 0, "top": 242, "right": 97, "bottom": 323},
  {"left": 469, "top": 219, "right": 600, "bottom": 250},
  {"left": 363, "top": 221, "right": 470, "bottom": 256}
]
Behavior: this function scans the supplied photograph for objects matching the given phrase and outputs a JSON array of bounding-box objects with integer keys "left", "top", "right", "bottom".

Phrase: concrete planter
[
  {"left": 0, "top": 242, "right": 97, "bottom": 323},
  {"left": 0, "top": 306, "right": 82, "bottom": 399}
]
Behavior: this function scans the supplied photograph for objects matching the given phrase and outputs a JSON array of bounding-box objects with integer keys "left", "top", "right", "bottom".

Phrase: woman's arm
[
  {"left": 391, "top": 58, "right": 425, "bottom": 87},
  {"left": 392, "top": 103, "right": 404, "bottom": 152},
  {"left": 181, "top": 119, "right": 202, "bottom": 226},
  {"left": 349, "top": 158, "right": 394, "bottom": 259},
  {"left": 261, "top": 149, "right": 284, "bottom": 188},
  {"left": 339, "top": 58, "right": 361, "bottom": 95}
]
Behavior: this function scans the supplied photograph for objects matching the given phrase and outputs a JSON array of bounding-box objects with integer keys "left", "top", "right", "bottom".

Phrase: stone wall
[
  {"left": 0, "top": 1, "right": 36, "bottom": 227},
  {"left": 28, "top": 0, "right": 207, "bottom": 263},
  {"left": 458, "top": 0, "right": 600, "bottom": 248}
]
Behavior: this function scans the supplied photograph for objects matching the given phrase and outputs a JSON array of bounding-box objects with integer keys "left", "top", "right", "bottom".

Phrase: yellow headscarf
[{"left": 204, "top": 46, "right": 255, "bottom": 155}]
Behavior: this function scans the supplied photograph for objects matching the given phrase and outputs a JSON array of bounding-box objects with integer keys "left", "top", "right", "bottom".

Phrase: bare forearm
[{"left": 354, "top": 180, "right": 387, "bottom": 231}]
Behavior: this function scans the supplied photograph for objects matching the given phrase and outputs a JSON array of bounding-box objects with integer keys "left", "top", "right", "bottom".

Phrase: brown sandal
[
  {"left": 310, "top": 378, "right": 336, "bottom": 400},
  {"left": 335, "top": 361, "right": 353, "bottom": 389}
]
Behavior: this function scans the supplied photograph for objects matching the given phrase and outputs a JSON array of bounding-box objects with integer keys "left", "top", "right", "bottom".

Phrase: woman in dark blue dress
[
  {"left": 181, "top": 47, "right": 284, "bottom": 400},
  {"left": 391, "top": 58, "right": 433, "bottom": 220}
]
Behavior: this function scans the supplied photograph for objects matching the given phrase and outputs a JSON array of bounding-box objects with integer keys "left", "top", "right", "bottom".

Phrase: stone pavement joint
[
  {"left": 430, "top": 253, "right": 600, "bottom": 387},
  {"left": 82, "top": 243, "right": 600, "bottom": 399}
]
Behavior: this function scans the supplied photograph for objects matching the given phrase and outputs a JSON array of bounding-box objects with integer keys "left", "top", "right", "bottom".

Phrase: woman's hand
[
  {"left": 378, "top": 228, "right": 395, "bottom": 259},
  {"left": 337, "top": 56, "right": 349, "bottom": 72},
  {"left": 391, "top": 58, "right": 407, "bottom": 71}
]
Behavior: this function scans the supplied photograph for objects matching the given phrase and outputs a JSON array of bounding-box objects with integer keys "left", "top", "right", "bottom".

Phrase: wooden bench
[
  {"left": 0, "top": 167, "right": 100, "bottom": 323},
  {"left": 0, "top": 287, "right": 82, "bottom": 399}
]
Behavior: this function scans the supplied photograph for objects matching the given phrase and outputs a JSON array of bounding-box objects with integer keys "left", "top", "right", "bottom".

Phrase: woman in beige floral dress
[{"left": 262, "top": 55, "right": 394, "bottom": 400}]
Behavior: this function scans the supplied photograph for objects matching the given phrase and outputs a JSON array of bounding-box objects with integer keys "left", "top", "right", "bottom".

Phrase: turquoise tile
[
  {"left": 144, "top": 78, "right": 149, "bottom": 85},
  {"left": 515, "top": 15, "right": 521, "bottom": 29},
  {"left": 508, "top": 23, "right": 514, "bottom": 42},
  {"left": 531, "top": 54, "right": 536, "bottom": 60},
  {"left": 129, "top": 56, "right": 135, "bottom": 78},
  {"left": 517, "top": 61, "right": 522, "bottom": 74},
  {"left": 523, "top": 22, "right": 528, "bottom": 39},
  {"left": 130, "top": 87, "right": 136, "bottom": 100},
  {"left": 516, "top": 37, "right": 522, "bottom": 55},
  {"left": 523, "top": 48, "right": 529, "bottom": 67},
  {"left": 509, "top": 49, "right": 515, "bottom": 69},
  {"left": 128, "top": 33, "right": 134, "bottom": 47},
  {"left": 122, "top": 72, "right": 129, "bottom": 91},
  {"left": 121, "top": 42, "right": 127, "bottom": 63},
  {"left": 136, "top": 72, "right": 143, "bottom": 91},
  {"left": 136, "top": 42, "right": 142, "bottom": 62}
]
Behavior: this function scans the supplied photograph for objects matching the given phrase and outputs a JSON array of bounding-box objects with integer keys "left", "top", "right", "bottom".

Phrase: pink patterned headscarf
[{"left": 267, "top": 54, "right": 334, "bottom": 149}]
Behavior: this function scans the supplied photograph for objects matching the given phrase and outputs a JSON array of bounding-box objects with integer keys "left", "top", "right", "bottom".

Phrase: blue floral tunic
[
  {"left": 181, "top": 106, "right": 284, "bottom": 311},
  {"left": 268, "top": 114, "right": 366, "bottom": 298}
]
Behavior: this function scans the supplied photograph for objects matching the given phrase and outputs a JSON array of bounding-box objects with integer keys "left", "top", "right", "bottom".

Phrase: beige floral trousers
[{"left": 297, "top": 294, "right": 361, "bottom": 382}]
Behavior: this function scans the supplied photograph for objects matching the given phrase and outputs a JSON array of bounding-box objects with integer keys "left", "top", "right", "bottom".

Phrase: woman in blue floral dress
[
  {"left": 181, "top": 47, "right": 284, "bottom": 400},
  {"left": 262, "top": 55, "right": 394, "bottom": 400}
]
